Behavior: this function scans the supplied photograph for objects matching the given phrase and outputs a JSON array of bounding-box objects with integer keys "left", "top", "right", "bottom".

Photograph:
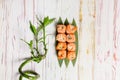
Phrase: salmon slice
[
  {"left": 67, "top": 51, "right": 76, "bottom": 60},
  {"left": 56, "top": 34, "right": 66, "bottom": 42},
  {"left": 67, "top": 43, "right": 76, "bottom": 51},
  {"left": 58, "top": 50, "right": 66, "bottom": 59},
  {"left": 66, "top": 24, "right": 77, "bottom": 33},
  {"left": 66, "top": 34, "right": 76, "bottom": 42},
  {"left": 57, "top": 25, "right": 66, "bottom": 33},
  {"left": 56, "top": 42, "right": 67, "bottom": 50}
]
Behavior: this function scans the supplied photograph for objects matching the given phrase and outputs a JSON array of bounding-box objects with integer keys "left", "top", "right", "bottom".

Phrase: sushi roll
[
  {"left": 58, "top": 50, "right": 66, "bottom": 59},
  {"left": 67, "top": 51, "right": 76, "bottom": 60},
  {"left": 56, "top": 34, "right": 66, "bottom": 42},
  {"left": 66, "top": 24, "right": 77, "bottom": 33},
  {"left": 67, "top": 43, "right": 76, "bottom": 51},
  {"left": 66, "top": 34, "right": 76, "bottom": 42},
  {"left": 56, "top": 42, "right": 67, "bottom": 50},
  {"left": 57, "top": 25, "right": 66, "bottom": 33}
]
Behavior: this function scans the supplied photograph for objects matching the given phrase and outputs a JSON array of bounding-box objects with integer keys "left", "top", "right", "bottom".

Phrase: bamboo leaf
[
  {"left": 37, "top": 25, "right": 43, "bottom": 33},
  {"left": 21, "top": 39, "right": 30, "bottom": 45},
  {"left": 44, "top": 16, "right": 49, "bottom": 24},
  {"left": 29, "top": 21, "right": 37, "bottom": 35},
  {"left": 44, "top": 16, "right": 55, "bottom": 26},
  {"left": 64, "top": 18, "right": 70, "bottom": 67},
  {"left": 71, "top": 19, "right": 78, "bottom": 66},
  {"left": 57, "top": 17, "right": 63, "bottom": 24},
  {"left": 29, "top": 40, "right": 33, "bottom": 49},
  {"left": 64, "top": 18, "right": 69, "bottom": 25},
  {"left": 64, "top": 58, "right": 70, "bottom": 67},
  {"left": 72, "top": 18, "right": 77, "bottom": 26},
  {"left": 56, "top": 17, "right": 64, "bottom": 67},
  {"left": 36, "top": 15, "right": 43, "bottom": 25},
  {"left": 58, "top": 59, "right": 63, "bottom": 67}
]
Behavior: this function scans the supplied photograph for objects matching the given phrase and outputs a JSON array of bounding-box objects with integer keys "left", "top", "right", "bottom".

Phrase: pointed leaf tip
[
  {"left": 64, "top": 18, "right": 69, "bottom": 25},
  {"left": 58, "top": 59, "right": 63, "bottom": 67},
  {"left": 72, "top": 18, "right": 77, "bottom": 26},
  {"left": 64, "top": 58, "right": 70, "bottom": 67},
  {"left": 57, "top": 17, "right": 63, "bottom": 24},
  {"left": 29, "top": 21, "right": 37, "bottom": 35}
]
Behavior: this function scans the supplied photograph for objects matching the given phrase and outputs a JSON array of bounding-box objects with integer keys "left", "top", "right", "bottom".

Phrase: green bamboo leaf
[
  {"left": 58, "top": 59, "right": 63, "bottom": 67},
  {"left": 64, "top": 18, "right": 69, "bottom": 25},
  {"left": 43, "top": 16, "right": 55, "bottom": 26},
  {"left": 71, "top": 19, "right": 78, "bottom": 66},
  {"left": 48, "top": 18, "right": 55, "bottom": 25},
  {"left": 36, "top": 16, "right": 44, "bottom": 25},
  {"left": 44, "top": 16, "right": 49, "bottom": 24},
  {"left": 56, "top": 17, "right": 64, "bottom": 67},
  {"left": 72, "top": 18, "right": 77, "bottom": 26},
  {"left": 57, "top": 17, "right": 63, "bottom": 24},
  {"left": 64, "top": 58, "right": 70, "bottom": 67},
  {"left": 56, "top": 37, "right": 64, "bottom": 67},
  {"left": 64, "top": 18, "right": 70, "bottom": 67},
  {"left": 29, "top": 21, "right": 37, "bottom": 35},
  {"left": 21, "top": 39, "right": 30, "bottom": 45},
  {"left": 44, "top": 18, "right": 55, "bottom": 26},
  {"left": 21, "top": 39, "right": 33, "bottom": 50},
  {"left": 29, "top": 40, "right": 33, "bottom": 48},
  {"left": 37, "top": 25, "right": 43, "bottom": 33}
]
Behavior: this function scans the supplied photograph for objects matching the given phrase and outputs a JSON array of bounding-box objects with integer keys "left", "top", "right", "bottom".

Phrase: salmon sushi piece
[
  {"left": 58, "top": 50, "right": 66, "bottom": 59},
  {"left": 56, "top": 34, "right": 66, "bottom": 42},
  {"left": 67, "top": 51, "right": 76, "bottom": 60},
  {"left": 66, "top": 34, "right": 76, "bottom": 42},
  {"left": 57, "top": 25, "right": 66, "bottom": 33},
  {"left": 66, "top": 25, "right": 77, "bottom": 33},
  {"left": 67, "top": 43, "right": 76, "bottom": 51},
  {"left": 56, "top": 42, "right": 67, "bottom": 50}
]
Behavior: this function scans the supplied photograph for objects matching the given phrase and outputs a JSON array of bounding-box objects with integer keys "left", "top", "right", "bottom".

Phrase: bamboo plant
[{"left": 19, "top": 16, "right": 55, "bottom": 80}]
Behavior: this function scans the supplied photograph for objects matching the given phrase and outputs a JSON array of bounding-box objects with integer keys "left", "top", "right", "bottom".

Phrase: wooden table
[{"left": 0, "top": 0, "right": 120, "bottom": 80}]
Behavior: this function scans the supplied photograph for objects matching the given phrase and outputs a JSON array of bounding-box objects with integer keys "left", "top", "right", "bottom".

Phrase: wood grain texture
[{"left": 0, "top": 0, "right": 120, "bottom": 80}]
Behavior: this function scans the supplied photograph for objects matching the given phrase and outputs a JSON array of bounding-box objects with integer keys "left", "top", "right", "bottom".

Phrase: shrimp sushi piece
[
  {"left": 67, "top": 43, "right": 76, "bottom": 51},
  {"left": 66, "top": 34, "right": 76, "bottom": 42},
  {"left": 67, "top": 51, "right": 76, "bottom": 60},
  {"left": 66, "top": 25, "right": 77, "bottom": 33},
  {"left": 56, "top": 34, "right": 66, "bottom": 42},
  {"left": 57, "top": 25, "right": 66, "bottom": 33},
  {"left": 56, "top": 42, "right": 67, "bottom": 50},
  {"left": 58, "top": 50, "right": 66, "bottom": 59}
]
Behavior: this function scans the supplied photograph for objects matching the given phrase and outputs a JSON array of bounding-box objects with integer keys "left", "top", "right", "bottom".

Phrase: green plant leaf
[
  {"left": 29, "top": 21, "right": 37, "bottom": 35},
  {"left": 64, "top": 18, "right": 69, "bottom": 25},
  {"left": 58, "top": 59, "right": 63, "bottom": 67},
  {"left": 56, "top": 17, "right": 64, "bottom": 67},
  {"left": 37, "top": 25, "right": 43, "bottom": 33},
  {"left": 64, "top": 18, "right": 70, "bottom": 67},
  {"left": 44, "top": 17, "right": 55, "bottom": 26},
  {"left": 21, "top": 39, "right": 33, "bottom": 50},
  {"left": 64, "top": 58, "right": 70, "bottom": 67},
  {"left": 71, "top": 19, "right": 78, "bottom": 66},
  {"left": 48, "top": 18, "right": 55, "bottom": 25},
  {"left": 72, "top": 18, "right": 77, "bottom": 26},
  {"left": 44, "top": 16, "right": 49, "bottom": 24},
  {"left": 36, "top": 16, "right": 44, "bottom": 25},
  {"left": 21, "top": 39, "right": 30, "bottom": 45},
  {"left": 57, "top": 17, "right": 63, "bottom": 24},
  {"left": 29, "top": 40, "right": 33, "bottom": 49}
]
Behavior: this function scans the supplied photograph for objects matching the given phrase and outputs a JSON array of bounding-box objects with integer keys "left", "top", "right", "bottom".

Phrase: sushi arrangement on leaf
[{"left": 56, "top": 17, "right": 78, "bottom": 67}]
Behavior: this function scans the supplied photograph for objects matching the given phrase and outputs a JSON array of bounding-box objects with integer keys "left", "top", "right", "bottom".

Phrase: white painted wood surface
[{"left": 0, "top": 0, "right": 120, "bottom": 80}]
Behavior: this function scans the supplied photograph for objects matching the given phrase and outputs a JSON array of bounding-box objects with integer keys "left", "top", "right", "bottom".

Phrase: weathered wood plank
[{"left": 79, "top": 0, "right": 95, "bottom": 80}]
